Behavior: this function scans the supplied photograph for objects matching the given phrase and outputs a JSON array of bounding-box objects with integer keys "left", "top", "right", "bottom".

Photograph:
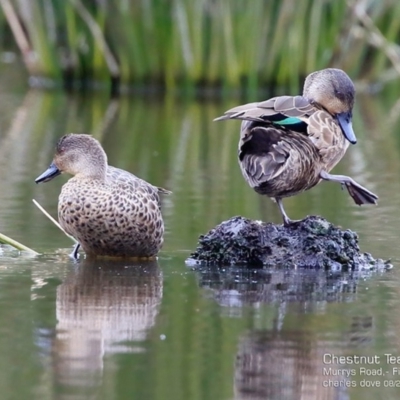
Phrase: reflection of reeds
[
  {"left": 2, "top": 0, "right": 400, "bottom": 91},
  {"left": 0, "top": 87, "right": 381, "bottom": 251},
  {"left": 0, "top": 75, "right": 388, "bottom": 255}
]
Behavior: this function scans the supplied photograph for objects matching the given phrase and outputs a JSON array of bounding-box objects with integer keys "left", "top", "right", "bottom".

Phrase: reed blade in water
[
  {"left": 32, "top": 199, "right": 78, "bottom": 244},
  {"left": 0, "top": 232, "right": 39, "bottom": 255}
]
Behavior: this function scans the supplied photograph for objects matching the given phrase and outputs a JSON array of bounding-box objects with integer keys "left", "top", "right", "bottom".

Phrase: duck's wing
[
  {"left": 239, "top": 126, "right": 291, "bottom": 186},
  {"left": 215, "top": 96, "right": 315, "bottom": 133},
  {"left": 107, "top": 166, "right": 171, "bottom": 198},
  {"left": 217, "top": 97, "right": 323, "bottom": 190},
  {"left": 239, "top": 125, "right": 318, "bottom": 189}
]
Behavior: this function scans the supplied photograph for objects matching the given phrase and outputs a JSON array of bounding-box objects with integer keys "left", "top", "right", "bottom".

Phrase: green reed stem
[
  {"left": 32, "top": 199, "right": 78, "bottom": 244},
  {"left": 0, "top": 232, "right": 39, "bottom": 255}
]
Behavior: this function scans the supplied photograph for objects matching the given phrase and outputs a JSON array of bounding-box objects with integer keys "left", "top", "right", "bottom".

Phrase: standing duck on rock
[
  {"left": 215, "top": 68, "right": 378, "bottom": 225},
  {"left": 35, "top": 134, "right": 170, "bottom": 258}
]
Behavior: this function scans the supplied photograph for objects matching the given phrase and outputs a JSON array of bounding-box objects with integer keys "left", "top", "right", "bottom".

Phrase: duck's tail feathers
[
  {"left": 214, "top": 103, "right": 265, "bottom": 122},
  {"left": 158, "top": 187, "right": 172, "bottom": 195}
]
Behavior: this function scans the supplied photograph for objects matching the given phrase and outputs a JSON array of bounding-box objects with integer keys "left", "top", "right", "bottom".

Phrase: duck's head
[
  {"left": 35, "top": 134, "right": 108, "bottom": 183},
  {"left": 303, "top": 68, "right": 356, "bottom": 144}
]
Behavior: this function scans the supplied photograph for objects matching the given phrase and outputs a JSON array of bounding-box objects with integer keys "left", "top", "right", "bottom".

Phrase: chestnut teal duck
[
  {"left": 215, "top": 68, "right": 378, "bottom": 225},
  {"left": 36, "top": 134, "right": 170, "bottom": 258}
]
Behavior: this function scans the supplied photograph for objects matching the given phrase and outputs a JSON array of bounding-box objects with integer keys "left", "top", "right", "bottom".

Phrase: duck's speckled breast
[{"left": 58, "top": 166, "right": 164, "bottom": 257}]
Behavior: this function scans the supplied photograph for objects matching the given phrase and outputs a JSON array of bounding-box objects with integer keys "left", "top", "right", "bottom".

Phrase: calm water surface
[{"left": 1, "top": 71, "right": 400, "bottom": 399}]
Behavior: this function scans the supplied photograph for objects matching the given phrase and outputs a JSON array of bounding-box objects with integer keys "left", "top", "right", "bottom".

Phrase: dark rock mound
[{"left": 188, "top": 216, "right": 390, "bottom": 270}]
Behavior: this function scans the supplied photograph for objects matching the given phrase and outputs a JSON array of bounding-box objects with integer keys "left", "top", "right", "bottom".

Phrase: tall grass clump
[{"left": 1, "top": 0, "right": 400, "bottom": 93}]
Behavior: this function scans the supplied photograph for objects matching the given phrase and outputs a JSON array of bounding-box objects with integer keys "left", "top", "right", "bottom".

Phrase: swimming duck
[
  {"left": 35, "top": 134, "right": 170, "bottom": 258},
  {"left": 215, "top": 68, "right": 378, "bottom": 225}
]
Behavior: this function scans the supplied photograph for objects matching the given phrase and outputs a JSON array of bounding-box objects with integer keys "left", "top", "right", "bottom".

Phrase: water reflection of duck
[
  {"left": 35, "top": 134, "right": 170, "bottom": 257},
  {"left": 235, "top": 329, "right": 363, "bottom": 400},
  {"left": 54, "top": 258, "right": 162, "bottom": 389},
  {"left": 195, "top": 267, "right": 358, "bottom": 308},
  {"left": 215, "top": 68, "right": 378, "bottom": 225}
]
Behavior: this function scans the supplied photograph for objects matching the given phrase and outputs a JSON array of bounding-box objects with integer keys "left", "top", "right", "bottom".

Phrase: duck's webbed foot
[
  {"left": 319, "top": 170, "right": 378, "bottom": 205},
  {"left": 276, "top": 197, "right": 301, "bottom": 226}
]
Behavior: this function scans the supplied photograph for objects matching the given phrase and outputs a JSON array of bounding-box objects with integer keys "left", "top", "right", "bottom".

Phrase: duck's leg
[
  {"left": 70, "top": 243, "right": 81, "bottom": 259},
  {"left": 276, "top": 197, "right": 296, "bottom": 226},
  {"left": 319, "top": 170, "right": 378, "bottom": 205}
]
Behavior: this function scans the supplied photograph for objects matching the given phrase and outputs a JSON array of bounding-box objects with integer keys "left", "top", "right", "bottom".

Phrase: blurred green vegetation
[{"left": 1, "top": 0, "right": 400, "bottom": 93}]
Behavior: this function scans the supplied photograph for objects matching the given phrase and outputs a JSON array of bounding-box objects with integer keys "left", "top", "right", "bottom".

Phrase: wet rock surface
[{"left": 188, "top": 216, "right": 391, "bottom": 270}]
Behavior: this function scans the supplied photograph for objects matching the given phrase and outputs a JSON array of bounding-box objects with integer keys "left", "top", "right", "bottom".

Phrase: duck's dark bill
[
  {"left": 337, "top": 112, "right": 357, "bottom": 144},
  {"left": 35, "top": 163, "right": 61, "bottom": 184}
]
